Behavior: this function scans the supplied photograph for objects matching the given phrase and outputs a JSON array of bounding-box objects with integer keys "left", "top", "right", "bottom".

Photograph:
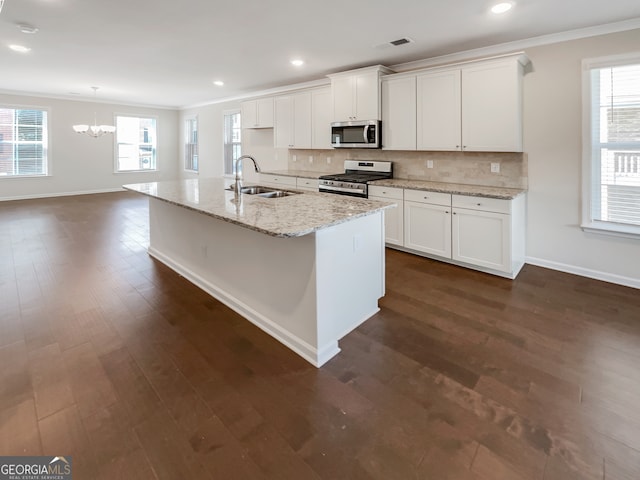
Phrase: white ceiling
[{"left": 1, "top": 0, "right": 639, "bottom": 108}]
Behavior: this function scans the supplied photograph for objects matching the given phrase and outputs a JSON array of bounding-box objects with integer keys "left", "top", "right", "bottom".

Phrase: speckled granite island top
[
  {"left": 370, "top": 179, "right": 526, "bottom": 200},
  {"left": 123, "top": 178, "right": 395, "bottom": 238}
]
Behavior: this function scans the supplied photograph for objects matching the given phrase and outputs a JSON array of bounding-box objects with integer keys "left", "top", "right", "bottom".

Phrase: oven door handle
[
  {"left": 363, "top": 125, "right": 369, "bottom": 143},
  {"left": 320, "top": 184, "right": 366, "bottom": 195}
]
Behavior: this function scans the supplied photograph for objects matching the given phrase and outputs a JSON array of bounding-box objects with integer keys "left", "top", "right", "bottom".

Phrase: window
[
  {"left": 0, "top": 107, "right": 48, "bottom": 177},
  {"left": 115, "top": 115, "right": 157, "bottom": 172},
  {"left": 184, "top": 117, "right": 198, "bottom": 172},
  {"left": 583, "top": 55, "right": 640, "bottom": 236},
  {"left": 223, "top": 110, "right": 241, "bottom": 175}
]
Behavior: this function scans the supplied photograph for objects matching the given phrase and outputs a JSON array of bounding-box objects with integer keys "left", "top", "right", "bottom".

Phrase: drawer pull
[{"left": 477, "top": 203, "right": 482, "bottom": 206}]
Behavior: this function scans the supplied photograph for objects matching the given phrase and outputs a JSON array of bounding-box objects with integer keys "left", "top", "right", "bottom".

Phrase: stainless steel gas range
[{"left": 318, "top": 160, "right": 393, "bottom": 198}]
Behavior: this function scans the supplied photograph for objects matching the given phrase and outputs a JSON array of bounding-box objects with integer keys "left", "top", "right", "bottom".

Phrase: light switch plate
[
  {"left": 491, "top": 162, "right": 500, "bottom": 173},
  {"left": 426, "top": 160, "right": 434, "bottom": 169}
]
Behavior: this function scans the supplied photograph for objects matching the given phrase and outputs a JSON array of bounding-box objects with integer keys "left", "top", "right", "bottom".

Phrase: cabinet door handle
[
  {"left": 477, "top": 203, "right": 482, "bottom": 206},
  {"left": 445, "top": 211, "right": 449, "bottom": 214}
]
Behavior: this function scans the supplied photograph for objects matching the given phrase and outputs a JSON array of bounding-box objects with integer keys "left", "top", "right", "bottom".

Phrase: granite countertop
[
  {"left": 370, "top": 179, "right": 526, "bottom": 200},
  {"left": 123, "top": 178, "right": 395, "bottom": 238},
  {"left": 260, "top": 170, "right": 328, "bottom": 179}
]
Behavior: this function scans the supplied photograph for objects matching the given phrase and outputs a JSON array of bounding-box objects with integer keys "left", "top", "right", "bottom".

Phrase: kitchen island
[{"left": 123, "top": 178, "right": 394, "bottom": 367}]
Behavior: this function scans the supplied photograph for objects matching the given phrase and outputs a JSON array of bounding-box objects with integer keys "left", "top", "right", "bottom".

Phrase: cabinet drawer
[
  {"left": 452, "top": 194, "right": 511, "bottom": 214},
  {"left": 368, "top": 185, "right": 404, "bottom": 200},
  {"left": 260, "top": 174, "right": 297, "bottom": 187},
  {"left": 296, "top": 177, "right": 318, "bottom": 190},
  {"left": 404, "top": 189, "right": 451, "bottom": 206}
]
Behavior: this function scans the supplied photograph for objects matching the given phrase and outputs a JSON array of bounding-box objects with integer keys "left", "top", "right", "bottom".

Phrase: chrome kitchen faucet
[{"left": 233, "top": 155, "right": 261, "bottom": 194}]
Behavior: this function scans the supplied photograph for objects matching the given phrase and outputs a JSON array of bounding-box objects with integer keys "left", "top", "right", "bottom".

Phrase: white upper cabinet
[
  {"left": 382, "top": 75, "right": 416, "bottom": 150},
  {"left": 416, "top": 69, "right": 462, "bottom": 151},
  {"left": 274, "top": 92, "right": 312, "bottom": 149},
  {"left": 329, "top": 66, "right": 393, "bottom": 121},
  {"left": 241, "top": 97, "right": 274, "bottom": 128},
  {"left": 311, "top": 87, "right": 332, "bottom": 150},
  {"left": 397, "top": 54, "right": 527, "bottom": 152},
  {"left": 461, "top": 59, "right": 523, "bottom": 152}
]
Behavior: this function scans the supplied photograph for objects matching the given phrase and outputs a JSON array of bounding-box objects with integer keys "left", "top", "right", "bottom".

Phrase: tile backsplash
[{"left": 287, "top": 149, "right": 527, "bottom": 189}]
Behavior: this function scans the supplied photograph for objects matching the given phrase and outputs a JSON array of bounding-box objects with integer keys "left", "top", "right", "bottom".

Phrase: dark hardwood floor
[{"left": 1, "top": 191, "right": 639, "bottom": 479}]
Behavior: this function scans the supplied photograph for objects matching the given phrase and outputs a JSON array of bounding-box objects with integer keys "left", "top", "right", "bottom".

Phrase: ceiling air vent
[{"left": 389, "top": 38, "right": 413, "bottom": 46}]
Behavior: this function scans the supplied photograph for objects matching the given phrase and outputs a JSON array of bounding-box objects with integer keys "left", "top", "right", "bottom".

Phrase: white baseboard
[
  {"left": 0, "top": 187, "right": 125, "bottom": 202},
  {"left": 148, "top": 246, "right": 341, "bottom": 367},
  {"left": 525, "top": 256, "right": 640, "bottom": 290}
]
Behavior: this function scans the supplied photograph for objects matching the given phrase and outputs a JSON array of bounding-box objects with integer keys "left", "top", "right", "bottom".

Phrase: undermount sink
[
  {"left": 257, "top": 190, "right": 295, "bottom": 198},
  {"left": 226, "top": 184, "right": 299, "bottom": 198}
]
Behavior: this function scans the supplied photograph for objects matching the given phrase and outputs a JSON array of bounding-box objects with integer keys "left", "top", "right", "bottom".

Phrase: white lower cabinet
[
  {"left": 452, "top": 208, "right": 510, "bottom": 272},
  {"left": 296, "top": 177, "right": 318, "bottom": 192},
  {"left": 398, "top": 189, "right": 525, "bottom": 278},
  {"left": 403, "top": 190, "right": 452, "bottom": 257},
  {"left": 369, "top": 185, "right": 404, "bottom": 246},
  {"left": 259, "top": 173, "right": 297, "bottom": 189},
  {"left": 451, "top": 194, "right": 511, "bottom": 273}
]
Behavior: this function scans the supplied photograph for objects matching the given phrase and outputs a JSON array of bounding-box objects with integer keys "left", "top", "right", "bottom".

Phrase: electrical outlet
[
  {"left": 491, "top": 162, "right": 500, "bottom": 173},
  {"left": 308, "top": 156, "right": 313, "bottom": 164},
  {"left": 426, "top": 160, "right": 434, "bottom": 169},
  {"left": 292, "top": 155, "right": 297, "bottom": 162},
  {"left": 326, "top": 157, "right": 332, "bottom": 165}
]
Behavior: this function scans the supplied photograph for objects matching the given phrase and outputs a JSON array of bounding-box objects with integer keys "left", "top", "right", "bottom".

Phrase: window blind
[
  {"left": 590, "top": 64, "right": 640, "bottom": 227},
  {"left": 0, "top": 107, "right": 48, "bottom": 177},
  {"left": 184, "top": 118, "right": 198, "bottom": 172},
  {"left": 223, "top": 112, "right": 241, "bottom": 175}
]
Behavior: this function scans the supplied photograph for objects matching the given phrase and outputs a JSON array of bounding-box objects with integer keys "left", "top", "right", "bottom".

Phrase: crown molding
[
  {"left": 181, "top": 77, "right": 331, "bottom": 110},
  {"left": 0, "top": 88, "right": 177, "bottom": 110},
  {"left": 391, "top": 17, "right": 640, "bottom": 72}
]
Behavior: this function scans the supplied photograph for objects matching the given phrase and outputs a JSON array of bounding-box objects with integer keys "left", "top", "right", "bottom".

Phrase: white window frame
[
  {"left": 581, "top": 52, "right": 640, "bottom": 239},
  {"left": 223, "top": 109, "right": 242, "bottom": 177},
  {"left": 0, "top": 104, "right": 51, "bottom": 179},
  {"left": 114, "top": 114, "right": 158, "bottom": 173},
  {"left": 184, "top": 115, "right": 198, "bottom": 173}
]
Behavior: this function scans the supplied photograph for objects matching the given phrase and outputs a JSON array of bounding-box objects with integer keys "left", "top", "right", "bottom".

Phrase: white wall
[
  {"left": 179, "top": 100, "right": 288, "bottom": 184},
  {"left": 523, "top": 29, "right": 640, "bottom": 287},
  {"left": 0, "top": 94, "right": 179, "bottom": 200}
]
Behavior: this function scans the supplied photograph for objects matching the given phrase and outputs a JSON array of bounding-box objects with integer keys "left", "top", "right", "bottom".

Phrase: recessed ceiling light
[
  {"left": 290, "top": 59, "right": 304, "bottom": 67},
  {"left": 17, "top": 23, "right": 39, "bottom": 34},
  {"left": 491, "top": 2, "right": 513, "bottom": 14},
  {"left": 213, "top": 80, "right": 224, "bottom": 86},
  {"left": 9, "top": 44, "right": 31, "bottom": 53}
]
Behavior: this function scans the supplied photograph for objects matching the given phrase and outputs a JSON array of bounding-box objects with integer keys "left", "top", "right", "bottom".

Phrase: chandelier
[{"left": 72, "top": 87, "right": 116, "bottom": 138}]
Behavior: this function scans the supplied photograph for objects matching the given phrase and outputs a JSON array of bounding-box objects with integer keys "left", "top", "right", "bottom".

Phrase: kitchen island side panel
[{"left": 146, "top": 197, "right": 384, "bottom": 366}]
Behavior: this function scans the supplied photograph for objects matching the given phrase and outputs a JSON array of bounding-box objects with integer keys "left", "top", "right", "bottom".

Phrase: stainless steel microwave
[{"left": 330, "top": 120, "right": 381, "bottom": 148}]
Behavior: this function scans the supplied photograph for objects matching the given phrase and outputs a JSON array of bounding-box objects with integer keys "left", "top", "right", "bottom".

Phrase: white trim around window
[{"left": 581, "top": 52, "right": 640, "bottom": 239}]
